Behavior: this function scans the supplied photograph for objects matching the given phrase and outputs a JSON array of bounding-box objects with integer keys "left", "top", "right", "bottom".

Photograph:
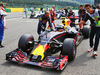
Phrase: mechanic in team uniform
[
  {"left": 75, "top": 4, "right": 100, "bottom": 56},
  {"left": 68, "top": 9, "right": 75, "bottom": 27},
  {"left": 37, "top": 11, "right": 53, "bottom": 35},
  {"left": 45, "top": 6, "right": 49, "bottom": 11},
  {"left": 30, "top": 7, "right": 35, "bottom": 18},
  {"left": 64, "top": 7, "right": 68, "bottom": 17},
  {"left": 78, "top": 5, "right": 86, "bottom": 30},
  {"left": 40, "top": 6, "right": 43, "bottom": 13},
  {"left": 50, "top": 5, "right": 55, "bottom": 27},
  {"left": 78, "top": 5, "right": 86, "bottom": 22},
  {"left": 68, "top": 9, "right": 75, "bottom": 20}
]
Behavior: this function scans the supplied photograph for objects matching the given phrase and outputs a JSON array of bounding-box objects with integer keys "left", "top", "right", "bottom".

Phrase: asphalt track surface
[{"left": 0, "top": 11, "right": 100, "bottom": 75}]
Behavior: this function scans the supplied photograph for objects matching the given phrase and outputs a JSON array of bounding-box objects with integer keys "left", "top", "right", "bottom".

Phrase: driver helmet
[{"left": 55, "top": 24, "right": 64, "bottom": 31}]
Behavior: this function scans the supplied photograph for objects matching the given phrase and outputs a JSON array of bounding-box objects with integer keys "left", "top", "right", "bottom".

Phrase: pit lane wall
[
  {"left": 4, "top": 8, "right": 46, "bottom": 12},
  {"left": 4, "top": 8, "right": 39, "bottom": 12},
  {"left": 4, "top": 8, "right": 78, "bottom": 12}
]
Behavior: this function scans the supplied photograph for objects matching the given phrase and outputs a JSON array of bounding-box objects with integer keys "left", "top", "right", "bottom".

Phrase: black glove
[
  {"left": 51, "top": 29, "right": 53, "bottom": 31},
  {"left": 42, "top": 28, "right": 45, "bottom": 31},
  {"left": 42, "top": 26, "right": 45, "bottom": 31},
  {"left": 70, "top": 22, "right": 75, "bottom": 27},
  {"left": 52, "top": 18, "right": 54, "bottom": 21}
]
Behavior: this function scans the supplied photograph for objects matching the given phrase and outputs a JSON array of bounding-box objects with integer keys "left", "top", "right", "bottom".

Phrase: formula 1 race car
[
  {"left": 56, "top": 11, "right": 65, "bottom": 19},
  {"left": 6, "top": 17, "right": 90, "bottom": 71},
  {"left": 30, "top": 11, "right": 44, "bottom": 19}
]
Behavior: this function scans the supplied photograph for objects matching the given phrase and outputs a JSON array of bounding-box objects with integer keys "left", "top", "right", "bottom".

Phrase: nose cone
[
  {"left": 31, "top": 44, "right": 50, "bottom": 61},
  {"left": 31, "top": 44, "right": 44, "bottom": 60}
]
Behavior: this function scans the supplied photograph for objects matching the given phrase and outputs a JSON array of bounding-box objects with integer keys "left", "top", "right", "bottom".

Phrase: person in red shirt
[
  {"left": 0, "top": 3, "right": 7, "bottom": 48},
  {"left": 50, "top": 5, "right": 55, "bottom": 27},
  {"left": 0, "top": 4, "right": 7, "bottom": 29}
]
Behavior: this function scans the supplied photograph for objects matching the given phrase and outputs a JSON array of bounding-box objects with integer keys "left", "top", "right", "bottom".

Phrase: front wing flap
[{"left": 6, "top": 49, "right": 68, "bottom": 70}]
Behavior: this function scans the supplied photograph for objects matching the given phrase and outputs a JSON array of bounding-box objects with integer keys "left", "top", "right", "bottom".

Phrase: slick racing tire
[
  {"left": 82, "top": 26, "right": 90, "bottom": 38},
  {"left": 18, "top": 34, "right": 34, "bottom": 54},
  {"left": 62, "top": 38, "right": 76, "bottom": 61}
]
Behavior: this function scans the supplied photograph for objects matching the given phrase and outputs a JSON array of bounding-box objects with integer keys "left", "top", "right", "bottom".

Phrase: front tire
[
  {"left": 18, "top": 34, "right": 34, "bottom": 54},
  {"left": 62, "top": 38, "right": 76, "bottom": 61}
]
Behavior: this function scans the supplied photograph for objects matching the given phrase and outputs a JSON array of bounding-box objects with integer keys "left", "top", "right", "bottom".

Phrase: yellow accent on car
[
  {"left": 62, "top": 19, "right": 68, "bottom": 26},
  {"left": 40, "top": 18, "right": 42, "bottom": 21},
  {"left": 31, "top": 45, "right": 45, "bottom": 60},
  {"left": 61, "top": 17, "right": 66, "bottom": 19}
]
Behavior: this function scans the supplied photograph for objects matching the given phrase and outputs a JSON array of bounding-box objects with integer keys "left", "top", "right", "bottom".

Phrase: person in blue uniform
[
  {"left": 0, "top": 4, "right": 5, "bottom": 48},
  {"left": 37, "top": 11, "right": 53, "bottom": 34},
  {"left": 78, "top": 5, "right": 86, "bottom": 22}
]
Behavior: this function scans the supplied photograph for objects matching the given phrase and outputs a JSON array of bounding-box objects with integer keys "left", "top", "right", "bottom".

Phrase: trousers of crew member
[
  {"left": 0, "top": 15, "right": 4, "bottom": 48},
  {"left": 37, "top": 21, "right": 46, "bottom": 34},
  {"left": 90, "top": 26, "right": 100, "bottom": 51}
]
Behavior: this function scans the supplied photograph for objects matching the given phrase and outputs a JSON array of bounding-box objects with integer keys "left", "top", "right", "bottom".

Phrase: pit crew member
[
  {"left": 37, "top": 11, "right": 53, "bottom": 35},
  {"left": 75, "top": 4, "right": 100, "bottom": 56},
  {"left": 50, "top": 5, "right": 55, "bottom": 27},
  {"left": 68, "top": 9, "right": 75, "bottom": 27},
  {"left": 78, "top": 5, "right": 86, "bottom": 22}
]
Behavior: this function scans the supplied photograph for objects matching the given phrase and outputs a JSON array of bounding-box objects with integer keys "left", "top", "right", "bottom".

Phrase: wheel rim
[
  {"left": 73, "top": 44, "right": 76, "bottom": 58},
  {"left": 26, "top": 37, "right": 34, "bottom": 50},
  {"left": 74, "top": 48, "right": 76, "bottom": 57},
  {"left": 72, "top": 40, "right": 76, "bottom": 59}
]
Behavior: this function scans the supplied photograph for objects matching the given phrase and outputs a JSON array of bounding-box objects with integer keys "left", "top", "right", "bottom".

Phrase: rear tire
[
  {"left": 62, "top": 38, "right": 76, "bottom": 61},
  {"left": 18, "top": 34, "right": 34, "bottom": 54},
  {"left": 82, "top": 26, "right": 90, "bottom": 38}
]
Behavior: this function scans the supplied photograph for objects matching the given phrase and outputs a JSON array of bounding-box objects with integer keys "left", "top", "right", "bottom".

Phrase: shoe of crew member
[
  {"left": 0, "top": 45, "right": 5, "bottom": 48},
  {"left": 87, "top": 47, "right": 93, "bottom": 52},
  {"left": 92, "top": 51, "right": 98, "bottom": 56},
  {"left": 0, "top": 41, "right": 5, "bottom": 48}
]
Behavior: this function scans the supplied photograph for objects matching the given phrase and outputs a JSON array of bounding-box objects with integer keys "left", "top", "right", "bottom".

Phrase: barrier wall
[
  {"left": 4, "top": 8, "right": 39, "bottom": 12},
  {"left": 4, "top": 8, "right": 11, "bottom": 12},
  {"left": 4, "top": 8, "right": 78, "bottom": 12},
  {"left": 8, "top": 8, "right": 23, "bottom": 12}
]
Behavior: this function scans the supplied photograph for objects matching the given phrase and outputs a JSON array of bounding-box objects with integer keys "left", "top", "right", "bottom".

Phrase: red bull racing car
[{"left": 6, "top": 17, "right": 90, "bottom": 71}]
